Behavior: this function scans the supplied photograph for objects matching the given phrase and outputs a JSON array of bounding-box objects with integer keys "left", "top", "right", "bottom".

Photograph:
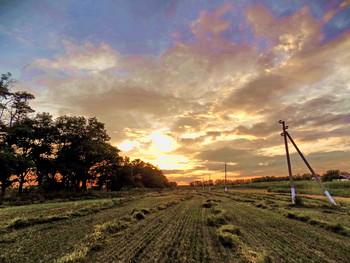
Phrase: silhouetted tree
[
  {"left": 55, "top": 116, "right": 120, "bottom": 191},
  {"left": 322, "top": 170, "right": 340, "bottom": 181},
  {"left": 0, "top": 143, "right": 16, "bottom": 203}
]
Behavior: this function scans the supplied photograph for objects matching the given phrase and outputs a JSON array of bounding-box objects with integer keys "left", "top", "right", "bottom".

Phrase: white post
[
  {"left": 325, "top": 191, "right": 337, "bottom": 205},
  {"left": 291, "top": 187, "right": 296, "bottom": 204}
]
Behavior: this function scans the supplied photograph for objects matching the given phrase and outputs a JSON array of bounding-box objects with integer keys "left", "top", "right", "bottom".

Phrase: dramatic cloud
[{"left": 4, "top": 1, "right": 349, "bottom": 184}]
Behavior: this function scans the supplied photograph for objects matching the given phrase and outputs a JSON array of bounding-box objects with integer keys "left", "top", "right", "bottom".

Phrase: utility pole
[
  {"left": 279, "top": 120, "right": 337, "bottom": 205},
  {"left": 208, "top": 174, "right": 211, "bottom": 190},
  {"left": 224, "top": 162, "right": 227, "bottom": 183},
  {"left": 285, "top": 131, "right": 337, "bottom": 205},
  {"left": 279, "top": 120, "right": 296, "bottom": 204}
]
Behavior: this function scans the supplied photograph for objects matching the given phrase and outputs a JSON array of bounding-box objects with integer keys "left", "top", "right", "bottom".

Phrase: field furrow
[
  {"left": 0, "top": 194, "right": 183, "bottom": 263},
  {"left": 219, "top": 196, "right": 350, "bottom": 263},
  {"left": 1, "top": 189, "right": 350, "bottom": 263},
  {"left": 88, "top": 196, "right": 200, "bottom": 262}
]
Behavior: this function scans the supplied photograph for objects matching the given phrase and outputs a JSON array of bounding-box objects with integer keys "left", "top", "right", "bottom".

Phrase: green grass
[{"left": 230, "top": 180, "right": 350, "bottom": 197}]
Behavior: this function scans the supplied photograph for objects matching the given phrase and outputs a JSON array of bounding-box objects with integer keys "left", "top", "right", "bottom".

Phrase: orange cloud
[{"left": 25, "top": 3, "right": 350, "bottom": 184}]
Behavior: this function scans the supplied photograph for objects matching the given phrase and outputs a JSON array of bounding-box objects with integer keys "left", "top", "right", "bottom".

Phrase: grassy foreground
[{"left": 1, "top": 189, "right": 350, "bottom": 263}]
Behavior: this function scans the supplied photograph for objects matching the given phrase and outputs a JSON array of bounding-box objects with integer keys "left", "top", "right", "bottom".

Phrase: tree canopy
[{"left": 0, "top": 73, "right": 175, "bottom": 203}]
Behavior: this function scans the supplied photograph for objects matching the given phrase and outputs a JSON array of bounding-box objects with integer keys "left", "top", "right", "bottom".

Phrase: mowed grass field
[
  {"left": 230, "top": 180, "right": 350, "bottom": 197},
  {"left": 1, "top": 189, "right": 350, "bottom": 263}
]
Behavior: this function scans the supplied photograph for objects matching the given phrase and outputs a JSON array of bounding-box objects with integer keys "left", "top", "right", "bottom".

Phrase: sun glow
[
  {"left": 118, "top": 141, "right": 139, "bottom": 151},
  {"left": 155, "top": 155, "right": 190, "bottom": 170},
  {"left": 150, "top": 130, "right": 177, "bottom": 153}
]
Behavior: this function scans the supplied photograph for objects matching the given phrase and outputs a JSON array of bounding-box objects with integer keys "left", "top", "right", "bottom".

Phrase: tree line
[
  {"left": 0, "top": 73, "right": 175, "bottom": 203},
  {"left": 190, "top": 170, "right": 349, "bottom": 187}
]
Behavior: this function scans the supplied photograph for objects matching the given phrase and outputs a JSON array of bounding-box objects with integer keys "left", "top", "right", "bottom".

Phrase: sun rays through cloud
[{"left": 1, "top": 0, "right": 349, "bottom": 184}]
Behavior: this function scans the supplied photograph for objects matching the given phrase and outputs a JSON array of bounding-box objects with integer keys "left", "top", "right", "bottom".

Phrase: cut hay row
[
  {"left": 1, "top": 190, "right": 350, "bottom": 263},
  {"left": 87, "top": 196, "right": 197, "bottom": 262}
]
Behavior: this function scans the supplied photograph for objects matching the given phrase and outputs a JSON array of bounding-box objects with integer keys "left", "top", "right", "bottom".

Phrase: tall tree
[
  {"left": 31, "top": 113, "right": 58, "bottom": 187},
  {"left": 0, "top": 143, "right": 16, "bottom": 203},
  {"left": 0, "top": 73, "right": 35, "bottom": 195},
  {"left": 55, "top": 116, "right": 120, "bottom": 191},
  {"left": 0, "top": 72, "right": 13, "bottom": 124},
  {"left": 6, "top": 118, "right": 35, "bottom": 194}
]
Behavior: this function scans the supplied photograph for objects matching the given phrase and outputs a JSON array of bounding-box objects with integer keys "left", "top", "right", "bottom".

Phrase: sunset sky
[{"left": 1, "top": 0, "right": 349, "bottom": 184}]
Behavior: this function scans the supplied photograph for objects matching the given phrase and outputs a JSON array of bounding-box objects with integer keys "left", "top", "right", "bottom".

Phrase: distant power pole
[
  {"left": 224, "top": 162, "right": 227, "bottom": 183},
  {"left": 279, "top": 120, "right": 337, "bottom": 205}
]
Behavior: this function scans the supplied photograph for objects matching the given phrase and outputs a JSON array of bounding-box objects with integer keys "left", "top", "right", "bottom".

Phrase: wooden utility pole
[
  {"left": 224, "top": 162, "right": 227, "bottom": 183},
  {"left": 279, "top": 120, "right": 337, "bottom": 205},
  {"left": 279, "top": 120, "right": 296, "bottom": 204},
  {"left": 285, "top": 131, "right": 337, "bottom": 205}
]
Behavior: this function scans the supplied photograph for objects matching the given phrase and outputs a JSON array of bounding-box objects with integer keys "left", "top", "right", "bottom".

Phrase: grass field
[
  {"left": 230, "top": 180, "right": 350, "bottom": 197},
  {"left": 1, "top": 189, "right": 350, "bottom": 263}
]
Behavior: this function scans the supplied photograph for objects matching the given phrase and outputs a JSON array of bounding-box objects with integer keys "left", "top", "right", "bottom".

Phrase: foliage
[
  {"left": 322, "top": 170, "right": 341, "bottom": 181},
  {"left": 0, "top": 72, "right": 174, "bottom": 200}
]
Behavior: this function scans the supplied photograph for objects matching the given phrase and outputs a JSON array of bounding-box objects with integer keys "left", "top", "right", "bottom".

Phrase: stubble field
[{"left": 1, "top": 189, "right": 350, "bottom": 263}]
